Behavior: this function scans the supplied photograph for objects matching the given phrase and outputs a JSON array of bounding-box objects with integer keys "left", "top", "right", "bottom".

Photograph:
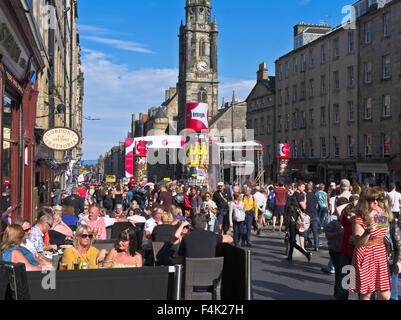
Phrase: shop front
[
  {"left": 356, "top": 162, "right": 389, "bottom": 187},
  {"left": 0, "top": 0, "right": 44, "bottom": 222}
]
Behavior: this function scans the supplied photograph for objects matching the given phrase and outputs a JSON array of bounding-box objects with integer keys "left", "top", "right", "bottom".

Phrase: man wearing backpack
[{"left": 242, "top": 187, "right": 258, "bottom": 247}]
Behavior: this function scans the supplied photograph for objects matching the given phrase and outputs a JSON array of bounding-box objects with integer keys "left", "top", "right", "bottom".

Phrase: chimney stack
[{"left": 257, "top": 62, "right": 268, "bottom": 82}]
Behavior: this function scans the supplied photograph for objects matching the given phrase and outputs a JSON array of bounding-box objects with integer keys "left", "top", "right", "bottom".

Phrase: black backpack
[{"left": 173, "top": 193, "right": 185, "bottom": 207}]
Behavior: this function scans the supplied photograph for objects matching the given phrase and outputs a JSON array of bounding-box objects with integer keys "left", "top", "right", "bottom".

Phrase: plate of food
[{"left": 60, "top": 245, "right": 72, "bottom": 250}]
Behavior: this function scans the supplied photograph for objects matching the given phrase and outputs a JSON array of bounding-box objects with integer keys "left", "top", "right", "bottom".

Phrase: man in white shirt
[
  {"left": 386, "top": 183, "right": 401, "bottom": 223},
  {"left": 142, "top": 208, "right": 163, "bottom": 246}
]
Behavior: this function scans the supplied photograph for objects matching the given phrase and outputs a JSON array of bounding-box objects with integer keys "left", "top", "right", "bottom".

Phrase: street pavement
[{"left": 246, "top": 227, "right": 400, "bottom": 300}]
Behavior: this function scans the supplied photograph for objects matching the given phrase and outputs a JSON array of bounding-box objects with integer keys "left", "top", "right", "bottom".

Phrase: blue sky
[{"left": 78, "top": 0, "right": 351, "bottom": 160}]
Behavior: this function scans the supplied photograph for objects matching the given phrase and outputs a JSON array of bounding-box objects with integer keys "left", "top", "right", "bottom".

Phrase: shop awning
[{"left": 356, "top": 163, "right": 389, "bottom": 174}]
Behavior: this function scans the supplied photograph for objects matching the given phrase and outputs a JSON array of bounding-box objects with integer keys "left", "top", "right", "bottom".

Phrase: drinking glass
[{"left": 59, "top": 262, "right": 68, "bottom": 271}]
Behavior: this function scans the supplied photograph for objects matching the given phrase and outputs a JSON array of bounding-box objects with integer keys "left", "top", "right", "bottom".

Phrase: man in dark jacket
[
  {"left": 62, "top": 187, "right": 84, "bottom": 218},
  {"left": 212, "top": 182, "right": 232, "bottom": 233}
]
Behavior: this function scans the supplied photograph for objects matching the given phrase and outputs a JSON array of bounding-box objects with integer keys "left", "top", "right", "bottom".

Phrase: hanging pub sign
[{"left": 42, "top": 127, "right": 80, "bottom": 151}]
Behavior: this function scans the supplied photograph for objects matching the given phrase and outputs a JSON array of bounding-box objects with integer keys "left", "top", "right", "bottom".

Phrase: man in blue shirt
[{"left": 305, "top": 184, "right": 319, "bottom": 251}]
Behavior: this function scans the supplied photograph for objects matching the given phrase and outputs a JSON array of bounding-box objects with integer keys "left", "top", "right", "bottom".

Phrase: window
[
  {"left": 266, "top": 117, "right": 272, "bottom": 134},
  {"left": 285, "top": 61, "right": 290, "bottom": 78},
  {"left": 347, "top": 136, "right": 354, "bottom": 158},
  {"left": 333, "top": 104, "right": 340, "bottom": 124},
  {"left": 333, "top": 38, "right": 340, "bottom": 58},
  {"left": 381, "top": 133, "right": 391, "bottom": 157},
  {"left": 300, "top": 82, "right": 306, "bottom": 100},
  {"left": 278, "top": 115, "right": 282, "bottom": 131},
  {"left": 309, "top": 49, "right": 314, "bottom": 68},
  {"left": 301, "top": 54, "right": 306, "bottom": 72},
  {"left": 309, "top": 139, "right": 314, "bottom": 158},
  {"left": 321, "top": 107, "right": 326, "bottom": 126},
  {"left": 348, "top": 101, "right": 354, "bottom": 122},
  {"left": 309, "top": 109, "right": 314, "bottom": 127},
  {"left": 333, "top": 71, "right": 340, "bottom": 90},
  {"left": 347, "top": 66, "right": 354, "bottom": 88},
  {"left": 292, "top": 140, "right": 298, "bottom": 158},
  {"left": 292, "top": 112, "right": 297, "bottom": 129},
  {"left": 199, "top": 39, "right": 206, "bottom": 57},
  {"left": 260, "top": 117, "right": 265, "bottom": 134},
  {"left": 364, "top": 62, "right": 372, "bottom": 83},
  {"left": 285, "top": 114, "right": 289, "bottom": 131},
  {"left": 321, "top": 44, "right": 326, "bottom": 64},
  {"left": 278, "top": 63, "right": 283, "bottom": 80},
  {"left": 382, "top": 55, "right": 391, "bottom": 79},
  {"left": 382, "top": 94, "right": 391, "bottom": 117},
  {"left": 320, "top": 138, "right": 326, "bottom": 158},
  {"left": 321, "top": 75, "right": 327, "bottom": 94},
  {"left": 364, "top": 135, "right": 372, "bottom": 158},
  {"left": 198, "top": 89, "right": 207, "bottom": 103},
  {"left": 285, "top": 87, "right": 289, "bottom": 104},
  {"left": 300, "top": 139, "right": 305, "bottom": 158},
  {"left": 300, "top": 111, "right": 306, "bottom": 128},
  {"left": 293, "top": 85, "right": 297, "bottom": 102},
  {"left": 364, "top": 98, "right": 372, "bottom": 120},
  {"left": 333, "top": 137, "right": 339, "bottom": 158},
  {"left": 348, "top": 31, "right": 355, "bottom": 53},
  {"left": 278, "top": 90, "right": 282, "bottom": 105},
  {"left": 309, "top": 79, "right": 314, "bottom": 97},
  {"left": 1, "top": 94, "right": 14, "bottom": 211},
  {"left": 293, "top": 58, "right": 298, "bottom": 74},
  {"left": 365, "top": 21, "right": 372, "bottom": 44},
  {"left": 383, "top": 12, "right": 390, "bottom": 37},
  {"left": 254, "top": 118, "right": 258, "bottom": 135}
]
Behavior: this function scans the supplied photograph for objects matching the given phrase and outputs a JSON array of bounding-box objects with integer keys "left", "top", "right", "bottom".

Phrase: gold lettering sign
[{"left": 42, "top": 128, "right": 80, "bottom": 151}]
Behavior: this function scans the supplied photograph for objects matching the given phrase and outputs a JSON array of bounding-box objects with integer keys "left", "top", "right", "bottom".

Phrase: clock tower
[{"left": 177, "top": 0, "right": 219, "bottom": 132}]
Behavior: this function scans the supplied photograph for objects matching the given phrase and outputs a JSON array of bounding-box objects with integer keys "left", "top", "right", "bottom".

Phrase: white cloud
[
  {"left": 81, "top": 36, "right": 155, "bottom": 54},
  {"left": 220, "top": 78, "right": 255, "bottom": 103},
  {"left": 81, "top": 49, "right": 177, "bottom": 159}
]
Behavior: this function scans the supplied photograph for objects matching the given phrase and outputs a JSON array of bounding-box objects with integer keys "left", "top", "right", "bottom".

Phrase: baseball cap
[
  {"left": 116, "top": 204, "right": 123, "bottom": 209},
  {"left": 330, "top": 182, "right": 336, "bottom": 187},
  {"left": 217, "top": 182, "right": 224, "bottom": 187}
]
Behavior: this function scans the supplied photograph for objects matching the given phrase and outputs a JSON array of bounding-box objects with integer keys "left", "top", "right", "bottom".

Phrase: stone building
[
  {"left": 32, "top": 0, "right": 84, "bottom": 196},
  {"left": 275, "top": 22, "right": 358, "bottom": 183},
  {"left": 177, "top": 0, "right": 219, "bottom": 133},
  {"left": 246, "top": 62, "right": 276, "bottom": 182},
  {"left": 356, "top": 0, "right": 401, "bottom": 185}
]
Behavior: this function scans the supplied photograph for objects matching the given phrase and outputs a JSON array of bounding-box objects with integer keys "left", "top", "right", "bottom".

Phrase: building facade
[
  {"left": 275, "top": 22, "right": 358, "bottom": 183},
  {"left": 0, "top": 0, "right": 44, "bottom": 221},
  {"left": 32, "top": 0, "right": 84, "bottom": 210},
  {"left": 246, "top": 62, "right": 276, "bottom": 183},
  {"left": 356, "top": 0, "right": 401, "bottom": 186}
]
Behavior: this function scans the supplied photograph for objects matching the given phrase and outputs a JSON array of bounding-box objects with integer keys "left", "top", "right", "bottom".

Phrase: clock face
[{"left": 197, "top": 61, "right": 208, "bottom": 72}]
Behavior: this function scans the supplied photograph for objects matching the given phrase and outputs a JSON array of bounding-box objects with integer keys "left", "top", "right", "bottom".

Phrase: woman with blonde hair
[
  {"left": 349, "top": 187, "right": 392, "bottom": 300},
  {"left": 61, "top": 224, "right": 107, "bottom": 270},
  {"left": 1, "top": 224, "right": 45, "bottom": 271}
]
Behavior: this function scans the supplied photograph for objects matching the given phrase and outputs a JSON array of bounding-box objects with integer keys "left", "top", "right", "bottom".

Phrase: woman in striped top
[{"left": 349, "top": 187, "right": 392, "bottom": 300}]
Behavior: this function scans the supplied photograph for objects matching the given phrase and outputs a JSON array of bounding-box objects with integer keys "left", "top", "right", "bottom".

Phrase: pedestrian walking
[
  {"left": 229, "top": 193, "right": 246, "bottom": 246},
  {"left": 348, "top": 187, "right": 391, "bottom": 300},
  {"left": 242, "top": 187, "right": 258, "bottom": 247}
]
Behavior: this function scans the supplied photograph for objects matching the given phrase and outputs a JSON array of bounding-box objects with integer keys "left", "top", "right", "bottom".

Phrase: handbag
[{"left": 296, "top": 210, "right": 310, "bottom": 233}]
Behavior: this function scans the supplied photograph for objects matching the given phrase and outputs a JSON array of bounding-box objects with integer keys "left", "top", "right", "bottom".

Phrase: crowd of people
[{"left": 1, "top": 178, "right": 401, "bottom": 300}]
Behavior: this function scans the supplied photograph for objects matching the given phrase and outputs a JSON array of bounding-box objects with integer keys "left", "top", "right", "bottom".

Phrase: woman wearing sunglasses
[
  {"left": 61, "top": 225, "right": 107, "bottom": 270},
  {"left": 349, "top": 187, "right": 392, "bottom": 300}
]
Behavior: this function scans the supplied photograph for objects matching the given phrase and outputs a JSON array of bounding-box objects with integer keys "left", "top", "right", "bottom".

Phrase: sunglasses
[
  {"left": 23, "top": 228, "right": 31, "bottom": 233},
  {"left": 367, "top": 197, "right": 385, "bottom": 203},
  {"left": 80, "top": 234, "right": 94, "bottom": 239},
  {"left": 46, "top": 222, "right": 53, "bottom": 228}
]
